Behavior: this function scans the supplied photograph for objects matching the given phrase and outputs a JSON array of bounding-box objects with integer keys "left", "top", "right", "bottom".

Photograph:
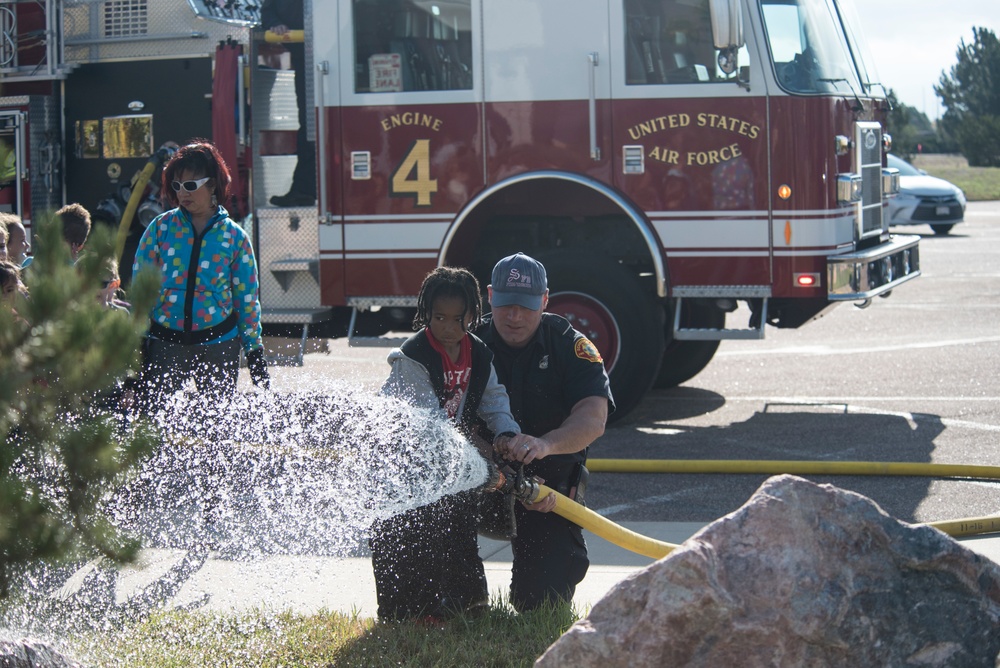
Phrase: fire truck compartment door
[
  {"left": 482, "top": 0, "right": 611, "bottom": 169},
  {"left": 334, "top": 0, "right": 483, "bottom": 300}
]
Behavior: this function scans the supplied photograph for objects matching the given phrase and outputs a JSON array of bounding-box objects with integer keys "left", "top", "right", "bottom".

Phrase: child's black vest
[{"left": 399, "top": 329, "right": 495, "bottom": 438}]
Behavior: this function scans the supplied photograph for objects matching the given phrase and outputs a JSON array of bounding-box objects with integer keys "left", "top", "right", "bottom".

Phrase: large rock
[
  {"left": 537, "top": 475, "right": 1000, "bottom": 667},
  {"left": 0, "top": 639, "right": 87, "bottom": 667}
]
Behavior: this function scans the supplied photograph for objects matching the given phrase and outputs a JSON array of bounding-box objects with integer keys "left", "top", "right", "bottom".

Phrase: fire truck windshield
[
  {"left": 833, "top": 0, "right": 887, "bottom": 98},
  {"left": 760, "top": 0, "right": 865, "bottom": 97}
]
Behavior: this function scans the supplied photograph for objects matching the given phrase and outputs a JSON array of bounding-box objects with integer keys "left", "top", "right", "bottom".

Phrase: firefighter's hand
[
  {"left": 247, "top": 348, "right": 271, "bottom": 389},
  {"left": 506, "top": 434, "right": 547, "bottom": 464},
  {"left": 270, "top": 23, "right": 290, "bottom": 35},
  {"left": 522, "top": 491, "right": 556, "bottom": 513}
]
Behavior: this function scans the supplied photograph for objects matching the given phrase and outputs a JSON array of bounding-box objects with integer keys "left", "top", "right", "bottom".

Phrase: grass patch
[
  {"left": 71, "top": 598, "right": 578, "bottom": 668},
  {"left": 911, "top": 153, "right": 1000, "bottom": 201}
]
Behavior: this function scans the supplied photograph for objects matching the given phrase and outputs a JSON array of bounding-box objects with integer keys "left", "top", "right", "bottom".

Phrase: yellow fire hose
[
  {"left": 114, "top": 159, "right": 157, "bottom": 264},
  {"left": 531, "top": 483, "right": 680, "bottom": 560},
  {"left": 927, "top": 515, "right": 1000, "bottom": 537},
  {"left": 533, "top": 457, "right": 1000, "bottom": 558},
  {"left": 587, "top": 458, "right": 1000, "bottom": 479},
  {"left": 264, "top": 30, "right": 304, "bottom": 44},
  {"left": 529, "top": 483, "right": 1000, "bottom": 562}
]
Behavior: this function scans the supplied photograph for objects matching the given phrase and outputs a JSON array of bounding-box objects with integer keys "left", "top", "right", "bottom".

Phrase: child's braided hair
[{"left": 413, "top": 266, "right": 482, "bottom": 331}]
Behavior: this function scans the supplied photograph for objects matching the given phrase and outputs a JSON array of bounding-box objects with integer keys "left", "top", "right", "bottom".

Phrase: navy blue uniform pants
[{"left": 509, "top": 503, "right": 589, "bottom": 612}]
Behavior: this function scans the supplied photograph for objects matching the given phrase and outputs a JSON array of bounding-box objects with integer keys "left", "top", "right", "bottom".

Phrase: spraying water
[
  {"left": 1, "top": 377, "right": 492, "bottom": 649},
  {"left": 114, "top": 382, "right": 491, "bottom": 556}
]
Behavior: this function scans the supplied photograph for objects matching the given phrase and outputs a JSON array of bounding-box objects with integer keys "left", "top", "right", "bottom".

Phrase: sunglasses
[
  {"left": 171, "top": 176, "right": 211, "bottom": 193},
  {"left": 102, "top": 279, "right": 121, "bottom": 290}
]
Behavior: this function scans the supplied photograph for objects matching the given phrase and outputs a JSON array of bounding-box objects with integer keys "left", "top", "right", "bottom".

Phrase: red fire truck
[{"left": 0, "top": 0, "right": 920, "bottom": 420}]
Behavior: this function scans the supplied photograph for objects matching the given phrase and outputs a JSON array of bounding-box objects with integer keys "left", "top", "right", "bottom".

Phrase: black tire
[
  {"left": 653, "top": 300, "right": 723, "bottom": 388},
  {"left": 931, "top": 224, "right": 954, "bottom": 236},
  {"left": 538, "top": 251, "right": 664, "bottom": 423}
]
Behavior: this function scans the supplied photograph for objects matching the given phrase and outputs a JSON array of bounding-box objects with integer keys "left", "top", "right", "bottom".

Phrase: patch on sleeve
[{"left": 574, "top": 337, "right": 603, "bottom": 363}]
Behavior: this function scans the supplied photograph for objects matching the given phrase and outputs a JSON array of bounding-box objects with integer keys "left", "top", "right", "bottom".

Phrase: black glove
[{"left": 246, "top": 348, "right": 271, "bottom": 389}]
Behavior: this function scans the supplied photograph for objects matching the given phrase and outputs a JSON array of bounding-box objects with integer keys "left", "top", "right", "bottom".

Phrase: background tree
[
  {"left": 0, "top": 214, "right": 159, "bottom": 596},
  {"left": 935, "top": 27, "right": 1000, "bottom": 166},
  {"left": 884, "top": 90, "right": 940, "bottom": 158}
]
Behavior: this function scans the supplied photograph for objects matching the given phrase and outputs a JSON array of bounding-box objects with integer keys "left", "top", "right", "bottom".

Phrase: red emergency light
[{"left": 794, "top": 273, "right": 820, "bottom": 288}]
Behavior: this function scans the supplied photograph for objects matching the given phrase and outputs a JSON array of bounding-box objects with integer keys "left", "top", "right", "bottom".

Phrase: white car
[{"left": 886, "top": 154, "right": 966, "bottom": 235}]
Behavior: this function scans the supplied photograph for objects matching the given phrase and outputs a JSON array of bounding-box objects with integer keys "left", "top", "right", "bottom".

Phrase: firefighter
[
  {"left": 261, "top": 0, "right": 316, "bottom": 207},
  {"left": 476, "top": 252, "right": 615, "bottom": 612}
]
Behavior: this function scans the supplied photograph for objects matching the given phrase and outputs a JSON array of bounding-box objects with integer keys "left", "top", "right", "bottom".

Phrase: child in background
[
  {"left": 0, "top": 213, "right": 29, "bottom": 266},
  {"left": 21, "top": 203, "right": 91, "bottom": 270},
  {"left": 56, "top": 203, "right": 91, "bottom": 262},
  {"left": 0, "top": 259, "right": 26, "bottom": 306},
  {"left": 370, "top": 266, "right": 521, "bottom": 622}
]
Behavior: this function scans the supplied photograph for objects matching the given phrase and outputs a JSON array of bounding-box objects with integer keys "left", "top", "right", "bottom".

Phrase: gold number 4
[{"left": 391, "top": 138, "right": 438, "bottom": 207}]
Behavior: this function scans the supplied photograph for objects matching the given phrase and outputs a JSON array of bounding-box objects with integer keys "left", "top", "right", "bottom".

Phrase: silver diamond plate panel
[
  {"left": 63, "top": 0, "right": 250, "bottom": 63},
  {"left": 254, "top": 206, "right": 323, "bottom": 311},
  {"left": 26, "top": 96, "right": 60, "bottom": 222}
]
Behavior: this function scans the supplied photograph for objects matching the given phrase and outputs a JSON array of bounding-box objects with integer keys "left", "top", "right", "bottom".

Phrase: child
[
  {"left": 0, "top": 213, "right": 29, "bottom": 266},
  {"left": 0, "top": 259, "right": 26, "bottom": 308},
  {"left": 370, "top": 266, "right": 520, "bottom": 622},
  {"left": 21, "top": 203, "right": 91, "bottom": 270},
  {"left": 56, "top": 203, "right": 92, "bottom": 262}
]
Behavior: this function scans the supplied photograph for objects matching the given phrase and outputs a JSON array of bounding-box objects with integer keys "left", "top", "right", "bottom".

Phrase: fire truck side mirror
[{"left": 709, "top": 0, "right": 745, "bottom": 51}]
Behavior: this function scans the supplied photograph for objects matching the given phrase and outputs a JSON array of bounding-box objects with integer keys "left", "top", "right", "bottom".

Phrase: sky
[{"left": 860, "top": 1, "right": 1000, "bottom": 121}]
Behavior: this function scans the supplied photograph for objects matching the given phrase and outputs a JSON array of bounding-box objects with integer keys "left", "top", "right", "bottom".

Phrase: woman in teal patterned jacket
[{"left": 133, "top": 140, "right": 269, "bottom": 410}]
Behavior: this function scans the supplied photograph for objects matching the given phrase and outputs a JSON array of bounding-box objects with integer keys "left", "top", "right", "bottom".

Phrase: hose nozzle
[{"left": 482, "top": 462, "right": 540, "bottom": 503}]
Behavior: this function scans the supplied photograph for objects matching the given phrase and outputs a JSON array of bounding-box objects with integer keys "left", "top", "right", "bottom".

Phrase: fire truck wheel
[
  {"left": 538, "top": 251, "right": 664, "bottom": 423},
  {"left": 653, "top": 300, "right": 724, "bottom": 388}
]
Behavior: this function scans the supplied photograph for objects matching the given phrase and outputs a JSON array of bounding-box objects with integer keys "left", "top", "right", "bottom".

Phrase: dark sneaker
[
  {"left": 463, "top": 599, "right": 490, "bottom": 618},
  {"left": 269, "top": 191, "right": 316, "bottom": 207},
  {"left": 413, "top": 615, "right": 446, "bottom": 628}
]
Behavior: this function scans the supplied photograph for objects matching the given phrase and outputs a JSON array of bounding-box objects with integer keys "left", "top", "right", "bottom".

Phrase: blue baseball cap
[{"left": 490, "top": 252, "right": 548, "bottom": 310}]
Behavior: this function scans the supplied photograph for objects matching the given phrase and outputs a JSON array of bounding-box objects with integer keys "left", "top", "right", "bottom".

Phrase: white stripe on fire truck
[
  {"left": 317, "top": 251, "right": 440, "bottom": 259},
  {"left": 344, "top": 252, "right": 439, "bottom": 260},
  {"left": 342, "top": 214, "right": 453, "bottom": 221},
  {"left": 647, "top": 209, "right": 850, "bottom": 218},
  {"left": 651, "top": 215, "right": 856, "bottom": 249},
  {"left": 651, "top": 219, "right": 769, "bottom": 248},
  {"left": 319, "top": 225, "right": 343, "bottom": 251},
  {"left": 343, "top": 222, "right": 451, "bottom": 251},
  {"left": 665, "top": 251, "right": 769, "bottom": 257}
]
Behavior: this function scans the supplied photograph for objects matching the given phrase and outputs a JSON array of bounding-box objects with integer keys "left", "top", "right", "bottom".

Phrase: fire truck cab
[{"left": 0, "top": 0, "right": 920, "bottom": 420}]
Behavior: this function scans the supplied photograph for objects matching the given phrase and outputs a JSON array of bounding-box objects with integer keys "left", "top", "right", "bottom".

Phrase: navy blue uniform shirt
[{"left": 477, "top": 312, "right": 615, "bottom": 484}]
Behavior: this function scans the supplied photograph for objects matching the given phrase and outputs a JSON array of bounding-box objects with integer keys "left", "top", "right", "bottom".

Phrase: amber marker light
[
  {"left": 794, "top": 272, "right": 820, "bottom": 287},
  {"left": 778, "top": 184, "right": 792, "bottom": 199}
]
